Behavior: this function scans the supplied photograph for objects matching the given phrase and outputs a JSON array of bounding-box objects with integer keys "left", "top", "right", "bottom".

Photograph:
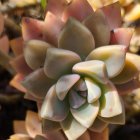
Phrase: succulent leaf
[
  {"left": 99, "top": 81, "right": 122, "bottom": 117},
  {"left": 73, "top": 60, "right": 108, "bottom": 84},
  {"left": 86, "top": 45, "right": 127, "bottom": 78},
  {"left": 22, "top": 17, "right": 44, "bottom": 41},
  {"left": 10, "top": 55, "right": 32, "bottom": 75},
  {"left": 99, "top": 98, "right": 125, "bottom": 124},
  {"left": 85, "top": 77, "right": 101, "bottom": 103},
  {"left": 83, "top": 9, "right": 110, "bottom": 47},
  {"left": 62, "top": 0, "right": 93, "bottom": 22},
  {"left": 42, "top": 119, "right": 61, "bottom": 133},
  {"left": 58, "top": 17, "right": 95, "bottom": 59},
  {"left": 111, "top": 57, "right": 139, "bottom": 84},
  {"left": 69, "top": 90, "right": 86, "bottom": 109},
  {"left": 44, "top": 12, "right": 64, "bottom": 46},
  {"left": 22, "top": 68, "right": 55, "bottom": 99},
  {"left": 110, "top": 28, "right": 133, "bottom": 47},
  {"left": 61, "top": 113, "right": 87, "bottom": 140},
  {"left": 25, "top": 111, "right": 42, "bottom": 138},
  {"left": 24, "top": 40, "right": 53, "bottom": 70},
  {"left": 40, "top": 85, "right": 69, "bottom": 121},
  {"left": 101, "top": 2, "right": 121, "bottom": 30},
  {"left": 89, "top": 117, "right": 108, "bottom": 133},
  {"left": 44, "top": 47, "right": 81, "bottom": 79},
  {"left": 10, "top": 37, "right": 24, "bottom": 56},
  {"left": 70, "top": 101, "right": 99, "bottom": 128},
  {"left": 56, "top": 74, "right": 80, "bottom": 100}
]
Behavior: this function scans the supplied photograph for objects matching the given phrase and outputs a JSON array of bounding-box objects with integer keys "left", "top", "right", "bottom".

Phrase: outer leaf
[
  {"left": 62, "top": 0, "right": 93, "bottom": 22},
  {"left": 83, "top": 9, "right": 110, "bottom": 47},
  {"left": 101, "top": 2, "right": 121, "bottom": 30},
  {"left": 22, "top": 68, "right": 55, "bottom": 99},
  {"left": 58, "top": 18, "right": 95, "bottom": 59},
  {"left": 25, "top": 111, "right": 42, "bottom": 138},
  {"left": 24, "top": 40, "right": 53, "bottom": 70},
  {"left": 44, "top": 12, "right": 64, "bottom": 46}
]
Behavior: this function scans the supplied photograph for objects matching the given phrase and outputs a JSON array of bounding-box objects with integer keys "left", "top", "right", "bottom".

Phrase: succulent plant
[{"left": 9, "top": 0, "right": 140, "bottom": 139}]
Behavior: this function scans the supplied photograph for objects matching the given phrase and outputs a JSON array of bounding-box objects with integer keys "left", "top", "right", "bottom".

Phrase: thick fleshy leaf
[
  {"left": 61, "top": 113, "right": 87, "bottom": 140},
  {"left": 58, "top": 18, "right": 95, "bottom": 59},
  {"left": 43, "top": 12, "right": 64, "bottom": 46},
  {"left": 22, "top": 68, "right": 55, "bottom": 99},
  {"left": 71, "top": 101, "right": 99, "bottom": 128},
  {"left": 25, "top": 111, "right": 42, "bottom": 138},
  {"left": 46, "top": 131, "right": 65, "bottom": 140},
  {"left": 78, "top": 131, "right": 90, "bottom": 140},
  {"left": 89, "top": 117, "right": 108, "bottom": 133},
  {"left": 9, "top": 134, "right": 32, "bottom": 140},
  {"left": 10, "top": 74, "right": 26, "bottom": 93},
  {"left": 0, "top": 35, "right": 9, "bottom": 54},
  {"left": 99, "top": 81, "right": 122, "bottom": 118},
  {"left": 45, "top": 0, "right": 70, "bottom": 17},
  {"left": 10, "top": 37, "right": 23, "bottom": 56},
  {"left": 74, "top": 79, "right": 87, "bottom": 91},
  {"left": 101, "top": 2, "right": 121, "bottom": 30},
  {"left": 85, "top": 77, "right": 101, "bottom": 103},
  {"left": 24, "top": 92, "right": 42, "bottom": 102},
  {"left": 22, "top": 17, "right": 44, "bottom": 41},
  {"left": 0, "top": 13, "right": 4, "bottom": 34},
  {"left": 44, "top": 47, "right": 81, "bottom": 79},
  {"left": 99, "top": 98, "right": 125, "bottom": 124},
  {"left": 111, "top": 56, "right": 139, "bottom": 84},
  {"left": 56, "top": 74, "right": 80, "bottom": 100},
  {"left": 10, "top": 55, "right": 32, "bottom": 75},
  {"left": 34, "top": 135, "right": 47, "bottom": 140},
  {"left": 125, "top": 53, "right": 140, "bottom": 71},
  {"left": 124, "top": 4, "right": 140, "bottom": 22},
  {"left": 110, "top": 28, "right": 133, "bottom": 48},
  {"left": 62, "top": 0, "right": 93, "bottom": 22},
  {"left": 86, "top": 45, "right": 127, "bottom": 78},
  {"left": 42, "top": 119, "right": 60, "bottom": 133},
  {"left": 40, "top": 85, "right": 69, "bottom": 122},
  {"left": 13, "top": 121, "right": 27, "bottom": 134},
  {"left": 73, "top": 60, "right": 108, "bottom": 84},
  {"left": 24, "top": 40, "right": 53, "bottom": 70},
  {"left": 116, "top": 79, "right": 140, "bottom": 96},
  {"left": 69, "top": 90, "right": 86, "bottom": 109},
  {"left": 89, "top": 127, "right": 109, "bottom": 140},
  {"left": 83, "top": 9, "right": 110, "bottom": 47}
]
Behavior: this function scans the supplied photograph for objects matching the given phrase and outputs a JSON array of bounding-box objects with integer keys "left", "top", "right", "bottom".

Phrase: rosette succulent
[{"left": 9, "top": 0, "right": 140, "bottom": 139}]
